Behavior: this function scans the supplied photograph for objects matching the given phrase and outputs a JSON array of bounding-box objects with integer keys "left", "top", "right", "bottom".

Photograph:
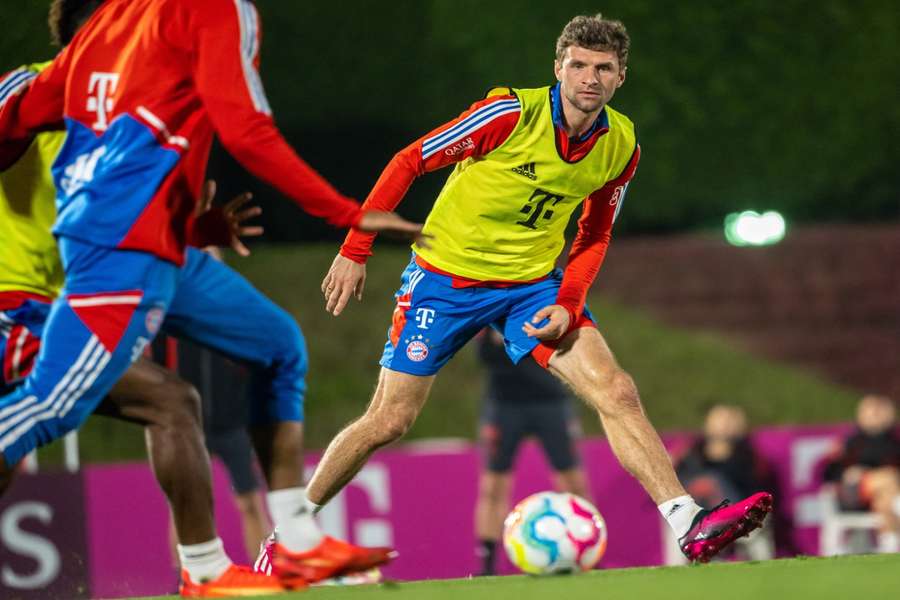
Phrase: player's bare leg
[
  {"left": 546, "top": 327, "right": 684, "bottom": 504},
  {"left": 253, "top": 369, "right": 430, "bottom": 583},
  {"left": 97, "top": 360, "right": 286, "bottom": 594},
  {"left": 307, "top": 368, "right": 434, "bottom": 506},
  {"left": 547, "top": 326, "right": 771, "bottom": 561},
  {"left": 98, "top": 359, "right": 215, "bottom": 544}
]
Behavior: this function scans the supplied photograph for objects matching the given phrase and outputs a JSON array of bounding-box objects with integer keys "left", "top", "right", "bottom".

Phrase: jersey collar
[{"left": 550, "top": 82, "right": 609, "bottom": 142}]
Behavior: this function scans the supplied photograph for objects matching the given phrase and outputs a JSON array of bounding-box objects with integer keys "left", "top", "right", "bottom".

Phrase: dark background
[{"left": 2, "top": 0, "right": 898, "bottom": 242}]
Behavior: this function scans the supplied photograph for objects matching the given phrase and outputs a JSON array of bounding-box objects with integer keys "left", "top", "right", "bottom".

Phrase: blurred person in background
[
  {"left": 823, "top": 394, "right": 900, "bottom": 552},
  {"left": 675, "top": 405, "right": 770, "bottom": 507},
  {"left": 673, "top": 404, "right": 776, "bottom": 560},
  {"left": 474, "top": 329, "right": 591, "bottom": 575}
]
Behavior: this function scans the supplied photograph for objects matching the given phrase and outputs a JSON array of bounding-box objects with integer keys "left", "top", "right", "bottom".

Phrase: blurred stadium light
[{"left": 724, "top": 210, "right": 787, "bottom": 246}]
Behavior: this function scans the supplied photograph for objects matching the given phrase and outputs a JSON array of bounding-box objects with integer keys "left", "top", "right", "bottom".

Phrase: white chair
[{"left": 818, "top": 484, "right": 883, "bottom": 555}]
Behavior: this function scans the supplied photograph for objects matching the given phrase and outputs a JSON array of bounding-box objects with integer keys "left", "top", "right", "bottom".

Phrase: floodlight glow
[{"left": 724, "top": 210, "right": 786, "bottom": 246}]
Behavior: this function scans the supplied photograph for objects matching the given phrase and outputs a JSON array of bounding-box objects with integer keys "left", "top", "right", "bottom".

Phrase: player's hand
[
  {"left": 321, "top": 254, "right": 367, "bottom": 316},
  {"left": 193, "top": 180, "right": 263, "bottom": 256},
  {"left": 523, "top": 304, "right": 571, "bottom": 341},
  {"left": 357, "top": 210, "right": 433, "bottom": 250}
]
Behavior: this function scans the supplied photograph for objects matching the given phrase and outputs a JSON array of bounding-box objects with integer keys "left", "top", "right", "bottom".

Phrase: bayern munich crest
[
  {"left": 145, "top": 306, "right": 165, "bottom": 335},
  {"left": 406, "top": 339, "right": 429, "bottom": 362}
]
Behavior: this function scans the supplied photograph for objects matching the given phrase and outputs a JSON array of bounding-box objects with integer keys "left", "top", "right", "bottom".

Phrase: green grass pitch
[{"left": 133, "top": 554, "right": 899, "bottom": 600}]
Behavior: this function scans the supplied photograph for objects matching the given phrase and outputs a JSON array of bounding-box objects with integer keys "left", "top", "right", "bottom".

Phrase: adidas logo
[{"left": 511, "top": 162, "right": 537, "bottom": 180}]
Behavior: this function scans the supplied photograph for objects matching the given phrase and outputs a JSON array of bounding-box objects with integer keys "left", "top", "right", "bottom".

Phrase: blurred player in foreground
[
  {"left": 309, "top": 13, "right": 772, "bottom": 564},
  {"left": 0, "top": 97, "right": 268, "bottom": 594},
  {"left": 474, "top": 329, "right": 591, "bottom": 575},
  {"left": 0, "top": 0, "right": 420, "bottom": 594}
]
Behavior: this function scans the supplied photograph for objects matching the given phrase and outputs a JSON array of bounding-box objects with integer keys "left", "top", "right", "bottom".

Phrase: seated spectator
[
  {"left": 675, "top": 405, "right": 770, "bottom": 508},
  {"left": 673, "top": 404, "right": 775, "bottom": 560},
  {"left": 823, "top": 394, "right": 900, "bottom": 552}
]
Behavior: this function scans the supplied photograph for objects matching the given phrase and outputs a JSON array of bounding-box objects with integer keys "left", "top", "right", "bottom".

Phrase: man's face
[
  {"left": 857, "top": 395, "right": 896, "bottom": 435},
  {"left": 554, "top": 45, "right": 626, "bottom": 115}
]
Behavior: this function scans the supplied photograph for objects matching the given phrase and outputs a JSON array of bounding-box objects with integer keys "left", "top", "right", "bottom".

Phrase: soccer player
[
  {"left": 1, "top": 118, "right": 280, "bottom": 595},
  {"left": 311, "top": 14, "right": 773, "bottom": 563},
  {"left": 0, "top": 0, "right": 418, "bottom": 593}
]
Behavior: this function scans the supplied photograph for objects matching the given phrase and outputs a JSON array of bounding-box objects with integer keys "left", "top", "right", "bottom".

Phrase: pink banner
[
  {"left": 3, "top": 423, "right": 857, "bottom": 598},
  {"left": 0, "top": 473, "right": 89, "bottom": 599}
]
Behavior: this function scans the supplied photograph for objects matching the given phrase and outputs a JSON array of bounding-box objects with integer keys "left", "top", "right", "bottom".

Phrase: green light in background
[{"left": 724, "top": 210, "right": 787, "bottom": 246}]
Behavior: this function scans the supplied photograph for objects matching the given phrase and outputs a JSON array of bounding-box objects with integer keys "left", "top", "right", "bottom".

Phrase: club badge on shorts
[
  {"left": 145, "top": 306, "right": 165, "bottom": 335},
  {"left": 404, "top": 335, "right": 430, "bottom": 362}
]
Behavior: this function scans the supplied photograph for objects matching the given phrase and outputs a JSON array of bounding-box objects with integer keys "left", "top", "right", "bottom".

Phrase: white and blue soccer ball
[{"left": 502, "top": 491, "right": 607, "bottom": 575}]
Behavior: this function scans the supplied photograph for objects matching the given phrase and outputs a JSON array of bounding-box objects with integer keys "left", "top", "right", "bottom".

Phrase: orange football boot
[
  {"left": 179, "top": 563, "right": 300, "bottom": 597},
  {"left": 261, "top": 535, "right": 395, "bottom": 583}
]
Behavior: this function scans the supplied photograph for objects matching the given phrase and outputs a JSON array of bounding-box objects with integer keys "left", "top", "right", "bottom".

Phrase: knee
[
  {"left": 368, "top": 406, "right": 416, "bottom": 444},
  {"left": 154, "top": 376, "right": 202, "bottom": 430},
  {"left": 587, "top": 368, "right": 642, "bottom": 418},
  {"left": 382, "top": 411, "right": 415, "bottom": 442}
]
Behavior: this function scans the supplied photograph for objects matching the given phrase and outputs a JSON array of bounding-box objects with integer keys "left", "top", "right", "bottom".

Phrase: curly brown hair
[
  {"left": 555, "top": 14, "right": 630, "bottom": 68},
  {"left": 48, "top": 0, "right": 104, "bottom": 46}
]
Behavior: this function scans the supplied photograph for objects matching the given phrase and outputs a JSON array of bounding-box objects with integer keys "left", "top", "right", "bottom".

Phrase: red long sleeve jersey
[
  {"left": 0, "top": 0, "right": 361, "bottom": 265},
  {"left": 341, "top": 92, "right": 641, "bottom": 321}
]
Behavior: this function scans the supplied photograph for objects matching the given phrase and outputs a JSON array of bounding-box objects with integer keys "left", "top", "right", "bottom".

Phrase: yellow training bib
[
  {"left": 0, "top": 62, "right": 65, "bottom": 298},
  {"left": 416, "top": 86, "right": 635, "bottom": 281}
]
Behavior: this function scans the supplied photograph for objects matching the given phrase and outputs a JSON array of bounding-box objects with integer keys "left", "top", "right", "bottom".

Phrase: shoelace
[{"left": 678, "top": 499, "right": 732, "bottom": 545}]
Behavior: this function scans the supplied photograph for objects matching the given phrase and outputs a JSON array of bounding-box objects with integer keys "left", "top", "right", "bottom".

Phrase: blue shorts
[
  {"left": 163, "top": 248, "right": 307, "bottom": 424},
  {"left": 0, "top": 237, "right": 179, "bottom": 465},
  {"left": 380, "top": 255, "right": 596, "bottom": 376},
  {"left": 0, "top": 245, "right": 308, "bottom": 465}
]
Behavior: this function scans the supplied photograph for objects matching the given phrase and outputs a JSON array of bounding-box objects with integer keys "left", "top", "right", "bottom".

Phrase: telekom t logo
[
  {"left": 86, "top": 72, "right": 119, "bottom": 131},
  {"left": 415, "top": 308, "right": 435, "bottom": 329}
]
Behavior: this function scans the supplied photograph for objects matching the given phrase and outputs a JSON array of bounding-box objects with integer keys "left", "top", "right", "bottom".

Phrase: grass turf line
[{"left": 130, "top": 553, "right": 900, "bottom": 600}]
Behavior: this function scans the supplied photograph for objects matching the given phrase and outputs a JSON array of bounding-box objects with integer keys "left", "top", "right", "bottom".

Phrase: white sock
[
  {"left": 266, "top": 487, "right": 325, "bottom": 552},
  {"left": 659, "top": 495, "right": 704, "bottom": 539},
  {"left": 877, "top": 531, "right": 899, "bottom": 553},
  {"left": 177, "top": 537, "right": 232, "bottom": 583}
]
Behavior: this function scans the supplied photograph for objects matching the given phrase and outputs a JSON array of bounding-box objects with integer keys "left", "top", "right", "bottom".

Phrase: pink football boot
[{"left": 680, "top": 492, "right": 773, "bottom": 563}]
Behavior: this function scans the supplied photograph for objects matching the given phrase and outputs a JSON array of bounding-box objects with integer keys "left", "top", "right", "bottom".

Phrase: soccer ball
[{"left": 502, "top": 491, "right": 607, "bottom": 575}]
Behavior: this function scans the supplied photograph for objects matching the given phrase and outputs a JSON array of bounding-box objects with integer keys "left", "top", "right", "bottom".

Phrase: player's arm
[
  {"left": 187, "top": 180, "right": 263, "bottom": 257},
  {"left": 0, "top": 61, "right": 68, "bottom": 170},
  {"left": 322, "top": 92, "right": 521, "bottom": 316},
  {"left": 339, "top": 90, "right": 521, "bottom": 264},
  {"left": 188, "top": 0, "right": 416, "bottom": 237},
  {"left": 555, "top": 145, "right": 642, "bottom": 324},
  {"left": 524, "top": 145, "right": 640, "bottom": 341}
]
